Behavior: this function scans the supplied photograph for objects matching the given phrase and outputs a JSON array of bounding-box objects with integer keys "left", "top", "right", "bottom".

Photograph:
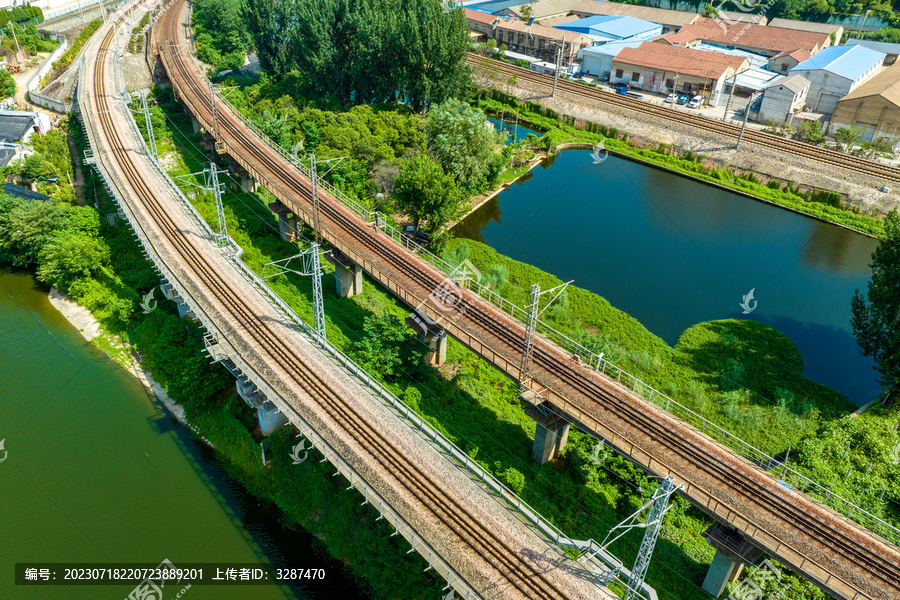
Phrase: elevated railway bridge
[{"left": 83, "top": 0, "right": 900, "bottom": 598}]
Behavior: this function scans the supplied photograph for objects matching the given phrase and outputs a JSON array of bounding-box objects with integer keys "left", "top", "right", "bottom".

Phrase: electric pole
[{"left": 552, "top": 40, "right": 565, "bottom": 98}]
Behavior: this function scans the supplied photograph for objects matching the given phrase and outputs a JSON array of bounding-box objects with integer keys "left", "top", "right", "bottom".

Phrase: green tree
[
  {"left": 851, "top": 210, "right": 900, "bottom": 398},
  {"left": 834, "top": 126, "right": 863, "bottom": 152},
  {"left": 520, "top": 4, "right": 533, "bottom": 19},
  {"left": 392, "top": 153, "right": 461, "bottom": 231},
  {"left": 36, "top": 231, "right": 109, "bottom": 291},
  {"left": 426, "top": 98, "right": 499, "bottom": 189},
  {"left": 701, "top": 3, "right": 720, "bottom": 17},
  {"left": 0, "top": 195, "right": 68, "bottom": 267},
  {"left": 0, "top": 68, "right": 14, "bottom": 98},
  {"left": 353, "top": 312, "right": 424, "bottom": 378},
  {"left": 792, "top": 121, "right": 825, "bottom": 145}
]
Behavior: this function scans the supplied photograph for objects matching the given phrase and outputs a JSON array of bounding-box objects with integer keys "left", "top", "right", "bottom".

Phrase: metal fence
[
  {"left": 203, "top": 77, "right": 900, "bottom": 547},
  {"left": 100, "top": 35, "right": 654, "bottom": 600}
]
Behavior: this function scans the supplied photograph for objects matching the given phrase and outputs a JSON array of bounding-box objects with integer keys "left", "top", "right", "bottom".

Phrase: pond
[{"left": 453, "top": 151, "right": 881, "bottom": 405}]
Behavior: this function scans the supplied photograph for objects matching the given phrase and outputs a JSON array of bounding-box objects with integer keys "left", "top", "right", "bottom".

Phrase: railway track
[
  {"left": 468, "top": 55, "right": 900, "bottom": 184},
  {"left": 89, "top": 4, "right": 584, "bottom": 600},
  {"left": 154, "top": 4, "right": 900, "bottom": 598}
]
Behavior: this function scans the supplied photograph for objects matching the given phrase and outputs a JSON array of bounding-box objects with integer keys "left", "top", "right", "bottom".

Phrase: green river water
[{"left": 0, "top": 270, "right": 367, "bottom": 600}]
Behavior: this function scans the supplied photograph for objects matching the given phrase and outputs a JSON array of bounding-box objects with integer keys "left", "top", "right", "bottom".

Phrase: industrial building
[
  {"left": 660, "top": 17, "right": 831, "bottom": 58},
  {"left": 553, "top": 15, "right": 663, "bottom": 43},
  {"left": 577, "top": 40, "right": 645, "bottom": 77},
  {"left": 610, "top": 41, "right": 749, "bottom": 105},
  {"left": 846, "top": 38, "right": 900, "bottom": 65},
  {"left": 789, "top": 44, "right": 886, "bottom": 114},
  {"left": 464, "top": 8, "right": 593, "bottom": 63},
  {"left": 831, "top": 65, "right": 900, "bottom": 143},
  {"left": 757, "top": 75, "right": 811, "bottom": 123},
  {"left": 767, "top": 18, "right": 844, "bottom": 43}
]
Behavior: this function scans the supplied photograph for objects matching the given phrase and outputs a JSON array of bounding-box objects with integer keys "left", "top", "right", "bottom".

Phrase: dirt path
[{"left": 10, "top": 52, "right": 48, "bottom": 111}]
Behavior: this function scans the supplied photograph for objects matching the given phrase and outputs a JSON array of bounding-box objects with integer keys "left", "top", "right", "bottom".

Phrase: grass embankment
[
  {"left": 41, "top": 19, "right": 102, "bottom": 87},
  {"left": 474, "top": 91, "right": 887, "bottom": 238},
  {"left": 123, "top": 85, "right": 900, "bottom": 600}
]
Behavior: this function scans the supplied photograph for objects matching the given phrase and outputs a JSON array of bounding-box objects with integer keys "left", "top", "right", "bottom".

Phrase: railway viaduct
[
  {"left": 151, "top": 2, "right": 900, "bottom": 599},
  {"left": 79, "top": 0, "right": 900, "bottom": 598}
]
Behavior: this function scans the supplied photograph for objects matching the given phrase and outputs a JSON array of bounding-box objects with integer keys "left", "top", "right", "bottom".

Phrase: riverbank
[
  {"left": 473, "top": 90, "right": 890, "bottom": 238},
  {"left": 47, "top": 286, "right": 215, "bottom": 448},
  {"left": 482, "top": 66, "right": 900, "bottom": 219}
]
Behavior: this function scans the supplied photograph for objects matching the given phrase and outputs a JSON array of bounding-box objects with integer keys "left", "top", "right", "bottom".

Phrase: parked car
[
  {"left": 403, "top": 225, "right": 430, "bottom": 246},
  {"left": 677, "top": 94, "right": 690, "bottom": 105},
  {"left": 688, "top": 95, "right": 703, "bottom": 109},
  {"left": 665, "top": 93, "right": 677, "bottom": 104}
]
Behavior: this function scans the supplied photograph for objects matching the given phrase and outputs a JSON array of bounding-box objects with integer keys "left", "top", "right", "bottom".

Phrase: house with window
[
  {"left": 610, "top": 41, "right": 749, "bottom": 105},
  {"left": 659, "top": 17, "right": 830, "bottom": 59},
  {"left": 464, "top": 9, "right": 593, "bottom": 63},
  {"left": 758, "top": 75, "right": 811, "bottom": 123}
]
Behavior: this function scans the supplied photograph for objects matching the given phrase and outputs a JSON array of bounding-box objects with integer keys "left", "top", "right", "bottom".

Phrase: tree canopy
[
  {"left": 851, "top": 210, "right": 900, "bottom": 398},
  {"left": 193, "top": 0, "right": 253, "bottom": 71},
  {"left": 244, "top": 0, "right": 471, "bottom": 109},
  {"left": 392, "top": 153, "right": 461, "bottom": 231},
  {"left": 426, "top": 98, "right": 503, "bottom": 190}
]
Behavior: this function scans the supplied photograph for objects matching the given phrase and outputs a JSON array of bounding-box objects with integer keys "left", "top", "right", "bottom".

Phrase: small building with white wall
[
  {"left": 789, "top": 44, "right": 886, "bottom": 115},
  {"left": 577, "top": 39, "right": 645, "bottom": 77},
  {"left": 758, "top": 75, "right": 811, "bottom": 123}
]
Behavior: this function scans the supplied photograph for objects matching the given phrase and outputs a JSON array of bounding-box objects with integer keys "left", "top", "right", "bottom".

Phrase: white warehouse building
[{"left": 789, "top": 45, "right": 886, "bottom": 115}]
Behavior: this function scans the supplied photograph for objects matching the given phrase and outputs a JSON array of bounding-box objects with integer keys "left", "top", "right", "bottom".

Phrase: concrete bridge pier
[
  {"left": 326, "top": 249, "right": 363, "bottom": 298},
  {"left": 267, "top": 201, "right": 301, "bottom": 242},
  {"left": 701, "top": 523, "right": 763, "bottom": 597},
  {"left": 405, "top": 312, "right": 447, "bottom": 366},
  {"left": 236, "top": 376, "right": 288, "bottom": 436},
  {"left": 240, "top": 173, "right": 258, "bottom": 194},
  {"left": 160, "top": 282, "right": 195, "bottom": 319},
  {"left": 524, "top": 405, "right": 570, "bottom": 464},
  {"left": 190, "top": 115, "right": 203, "bottom": 134}
]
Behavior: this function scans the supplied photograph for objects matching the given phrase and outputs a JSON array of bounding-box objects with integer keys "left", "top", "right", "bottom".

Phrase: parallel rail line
[
  {"left": 468, "top": 55, "right": 900, "bottom": 184},
  {"left": 92, "top": 4, "right": 578, "bottom": 600},
  {"left": 157, "top": 5, "right": 900, "bottom": 599}
]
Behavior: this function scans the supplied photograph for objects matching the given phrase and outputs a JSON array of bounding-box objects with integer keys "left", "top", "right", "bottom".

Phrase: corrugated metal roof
[
  {"left": 733, "top": 68, "right": 784, "bottom": 91},
  {"left": 791, "top": 44, "right": 886, "bottom": 81},
  {"left": 846, "top": 38, "right": 900, "bottom": 56},
  {"left": 554, "top": 15, "right": 661, "bottom": 39},
  {"left": 578, "top": 39, "right": 645, "bottom": 58}
]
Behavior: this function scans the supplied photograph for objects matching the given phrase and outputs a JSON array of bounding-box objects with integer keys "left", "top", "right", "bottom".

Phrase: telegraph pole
[
  {"left": 736, "top": 91, "right": 760, "bottom": 149},
  {"left": 551, "top": 40, "right": 565, "bottom": 98},
  {"left": 139, "top": 90, "right": 157, "bottom": 161},
  {"left": 310, "top": 154, "right": 322, "bottom": 244}
]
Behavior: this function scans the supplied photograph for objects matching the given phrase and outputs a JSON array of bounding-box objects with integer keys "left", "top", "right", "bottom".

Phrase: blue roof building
[
  {"left": 467, "top": 0, "right": 526, "bottom": 14},
  {"left": 790, "top": 45, "right": 886, "bottom": 114},
  {"left": 553, "top": 15, "right": 662, "bottom": 44},
  {"left": 577, "top": 40, "right": 645, "bottom": 76}
]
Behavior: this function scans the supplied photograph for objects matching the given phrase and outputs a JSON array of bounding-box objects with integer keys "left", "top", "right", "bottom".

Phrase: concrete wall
[
  {"left": 759, "top": 84, "right": 809, "bottom": 122},
  {"left": 832, "top": 95, "right": 900, "bottom": 143},
  {"left": 792, "top": 70, "right": 853, "bottom": 114},
  {"left": 25, "top": 32, "right": 68, "bottom": 113}
]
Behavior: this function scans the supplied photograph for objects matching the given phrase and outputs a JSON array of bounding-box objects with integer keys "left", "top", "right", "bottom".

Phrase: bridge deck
[
  {"left": 81, "top": 4, "right": 616, "bottom": 600},
  {"left": 155, "top": 2, "right": 900, "bottom": 599}
]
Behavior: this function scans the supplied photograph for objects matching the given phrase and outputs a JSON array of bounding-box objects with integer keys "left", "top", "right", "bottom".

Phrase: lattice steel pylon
[
  {"left": 310, "top": 154, "right": 322, "bottom": 244},
  {"left": 625, "top": 476, "right": 676, "bottom": 600},
  {"left": 204, "top": 162, "right": 228, "bottom": 247},
  {"left": 139, "top": 90, "right": 157, "bottom": 161},
  {"left": 518, "top": 283, "right": 541, "bottom": 395},
  {"left": 308, "top": 242, "right": 326, "bottom": 340}
]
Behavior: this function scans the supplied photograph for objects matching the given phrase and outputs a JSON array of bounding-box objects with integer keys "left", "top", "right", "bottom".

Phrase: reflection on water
[
  {"left": 0, "top": 270, "right": 368, "bottom": 600},
  {"left": 453, "top": 151, "right": 881, "bottom": 404},
  {"left": 487, "top": 116, "right": 542, "bottom": 145}
]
